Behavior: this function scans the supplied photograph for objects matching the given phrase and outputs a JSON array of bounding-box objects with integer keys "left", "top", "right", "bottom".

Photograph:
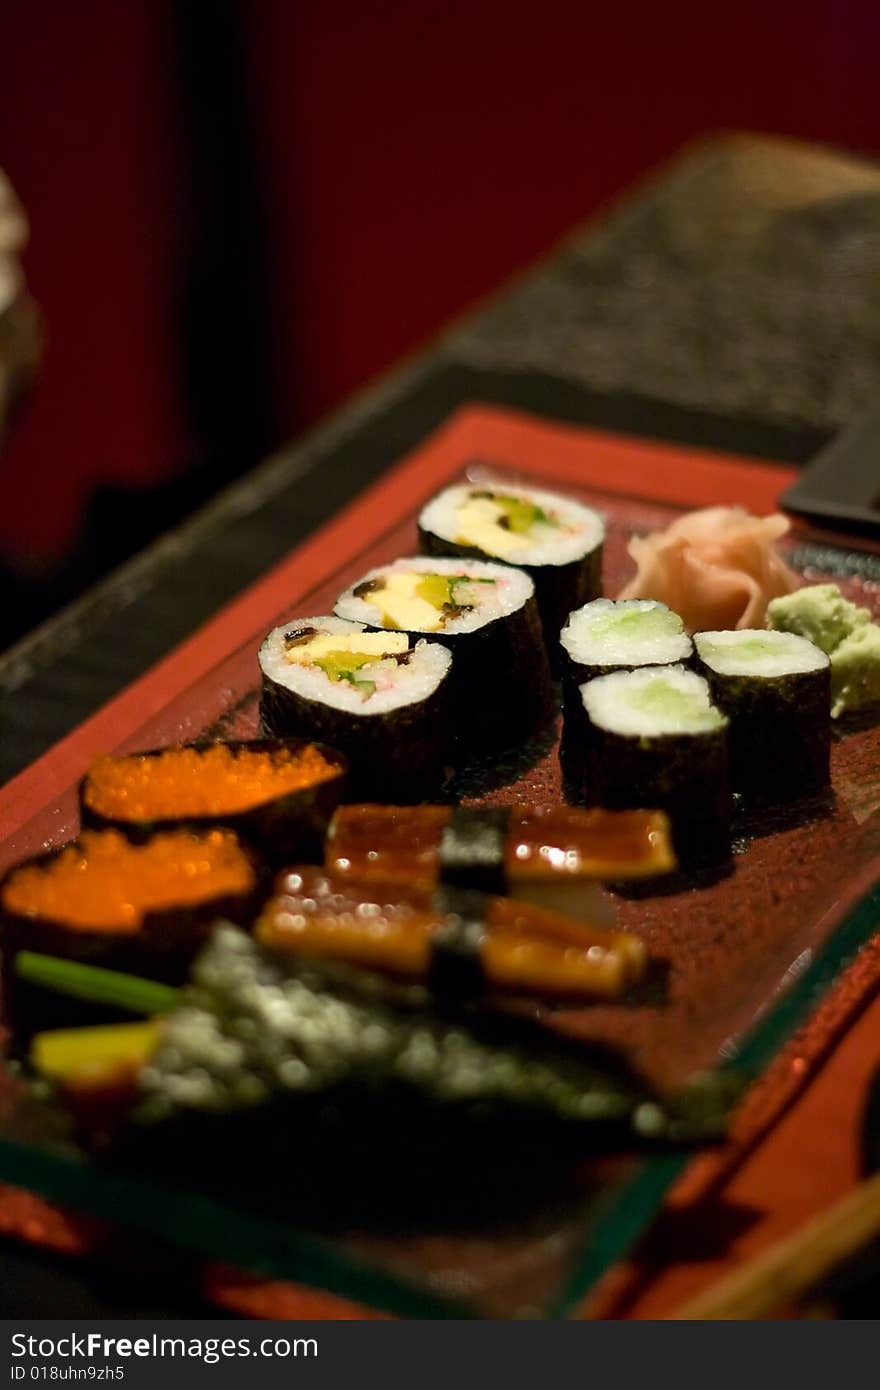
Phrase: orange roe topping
[
  {"left": 83, "top": 743, "right": 338, "bottom": 822},
  {"left": 2, "top": 829, "right": 255, "bottom": 932}
]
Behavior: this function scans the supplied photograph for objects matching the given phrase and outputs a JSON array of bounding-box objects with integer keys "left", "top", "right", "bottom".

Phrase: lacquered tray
[{"left": 1, "top": 404, "right": 880, "bottom": 1319}]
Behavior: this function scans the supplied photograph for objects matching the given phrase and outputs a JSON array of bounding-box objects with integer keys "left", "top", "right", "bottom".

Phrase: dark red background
[{"left": 1, "top": 0, "right": 878, "bottom": 568}]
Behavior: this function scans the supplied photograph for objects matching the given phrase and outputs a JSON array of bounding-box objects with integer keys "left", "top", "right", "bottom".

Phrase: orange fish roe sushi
[
  {"left": 79, "top": 739, "right": 348, "bottom": 866},
  {"left": 1, "top": 828, "right": 260, "bottom": 1041},
  {"left": 2, "top": 828, "right": 255, "bottom": 931},
  {"left": 83, "top": 743, "right": 339, "bottom": 822}
]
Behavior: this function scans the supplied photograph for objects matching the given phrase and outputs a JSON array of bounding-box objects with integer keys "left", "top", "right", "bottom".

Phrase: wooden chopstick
[{"left": 667, "top": 1168, "right": 880, "bottom": 1319}]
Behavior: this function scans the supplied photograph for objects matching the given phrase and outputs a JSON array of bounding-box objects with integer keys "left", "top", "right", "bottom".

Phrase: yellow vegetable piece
[
  {"left": 31, "top": 1019, "right": 161, "bottom": 1081},
  {"left": 314, "top": 650, "right": 381, "bottom": 682},
  {"left": 415, "top": 573, "right": 454, "bottom": 609}
]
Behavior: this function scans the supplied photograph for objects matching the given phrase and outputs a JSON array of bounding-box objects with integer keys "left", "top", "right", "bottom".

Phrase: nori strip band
[
  {"left": 132, "top": 924, "right": 737, "bottom": 1144},
  {"left": 418, "top": 526, "right": 602, "bottom": 669},
  {"left": 427, "top": 888, "right": 488, "bottom": 999},
  {"left": 438, "top": 806, "right": 512, "bottom": 893}
]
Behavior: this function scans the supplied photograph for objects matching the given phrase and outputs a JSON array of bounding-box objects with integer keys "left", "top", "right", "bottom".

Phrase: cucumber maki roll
[
  {"left": 259, "top": 616, "right": 452, "bottom": 802},
  {"left": 334, "top": 557, "right": 553, "bottom": 754},
  {"left": 418, "top": 482, "right": 604, "bottom": 662},
  {"left": 693, "top": 629, "right": 831, "bottom": 804},
  {"left": 560, "top": 598, "right": 692, "bottom": 731},
  {"left": 562, "top": 665, "right": 730, "bottom": 865},
  {"left": 560, "top": 598, "right": 692, "bottom": 684}
]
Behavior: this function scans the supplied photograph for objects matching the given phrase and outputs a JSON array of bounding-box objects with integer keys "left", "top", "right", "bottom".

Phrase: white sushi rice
[
  {"left": 335, "top": 556, "right": 534, "bottom": 635},
  {"left": 581, "top": 665, "right": 726, "bottom": 738},
  {"left": 419, "top": 483, "right": 604, "bottom": 566},
  {"left": 694, "top": 629, "right": 829, "bottom": 679},
  {"left": 259, "top": 616, "right": 452, "bottom": 716},
  {"left": 561, "top": 598, "right": 692, "bottom": 669}
]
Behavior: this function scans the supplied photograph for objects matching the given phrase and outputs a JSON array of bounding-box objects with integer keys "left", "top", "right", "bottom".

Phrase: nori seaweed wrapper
[
  {"left": 427, "top": 888, "right": 488, "bottom": 999},
  {"left": 260, "top": 668, "right": 452, "bottom": 804},
  {"left": 561, "top": 700, "right": 731, "bottom": 867},
  {"left": 128, "top": 925, "right": 736, "bottom": 1164},
  {"left": 357, "top": 594, "right": 554, "bottom": 756},
  {"left": 438, "top": 806, "right": 511, "bottom": 894},
  {"left": 695, "top": 659, "right": 831, "bottom": 805},
  {"left": 80, "top": 738, "right": 348, "bottom": 867},
  {"left": 418, "top": 525, "right": 602, "bottom": 671}
]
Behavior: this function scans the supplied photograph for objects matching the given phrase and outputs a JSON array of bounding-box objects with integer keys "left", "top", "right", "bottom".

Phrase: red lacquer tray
[{"left": 1, "top": 404, "right": 879, "bottom": 1318}]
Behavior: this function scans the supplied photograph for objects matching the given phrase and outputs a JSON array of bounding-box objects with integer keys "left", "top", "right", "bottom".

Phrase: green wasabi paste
[
  {"left": 767, "top": 584, "right": 880, "bottom": 717},
  {"left": 767, "top": 584, "right": 870, "bottom": 655}
]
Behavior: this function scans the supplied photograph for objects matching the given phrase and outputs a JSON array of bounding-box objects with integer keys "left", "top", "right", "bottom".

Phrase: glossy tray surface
[{"left": 1, "top": 405, "right": 879, "bottom": 1318}]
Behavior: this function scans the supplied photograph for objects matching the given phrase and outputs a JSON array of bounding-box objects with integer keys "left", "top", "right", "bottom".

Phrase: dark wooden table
[
  {"left": 2, "top": 133, "right": 880, "bottom": 1317},
  {"left": 3, "top": 133, "right": 880, "bottom": 787}
]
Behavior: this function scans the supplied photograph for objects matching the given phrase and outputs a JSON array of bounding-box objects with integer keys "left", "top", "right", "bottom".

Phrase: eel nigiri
[
  {"left": 255, "top": 866, "right": 647, "bottom": 1001},
  {"left": 325, "top": 803, "right": 675, "bottom": 926}
]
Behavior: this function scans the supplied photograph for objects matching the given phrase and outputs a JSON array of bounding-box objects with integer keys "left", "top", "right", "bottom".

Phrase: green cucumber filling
[
  {"left": 625, "top": 679, "right": 725, "bottom": 732},
  {"left": 588, "top": 605, "right": 683, "bottom": 644}
]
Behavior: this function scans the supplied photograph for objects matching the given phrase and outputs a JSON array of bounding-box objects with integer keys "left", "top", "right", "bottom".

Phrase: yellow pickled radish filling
[
  {"left": 32, "top": 1020, "right": 162, "bottom": 1081},
  {"left": 284, "top": 629, "right": 411, "bottom": 697},
  {"left": 454, "top": 491, "right": 559, "bottom": 558},
  {"left": 364, "top": 571, "right": 497, "bottom": 632}
]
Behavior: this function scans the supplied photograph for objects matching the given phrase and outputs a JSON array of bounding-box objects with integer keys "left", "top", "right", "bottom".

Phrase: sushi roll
[
  {"left": 80, "top": 739, "right": 347, "bottom": 866},
  {"left": 334, "top": 557, "right": 553, "bottom": 754},
  {"left": 325, "top": 802, "right": 675, "bottom": 924},
  {"left": 693, "top": 629, "right": 831, "bottom": 804},
  {"left": 560, "top": 598, "right": 693, "bottom": 735},
  {"left": 256, "top": 866, "right": 646, "bottom": 1000},
  {"left": 259, "top": 616, "right": 452, "bottom": 802},
  {"left": 560, "top": 598, "right": 692, "bottom": 685},
  {"left": 0, "top": 828, "right": 259, "bottom": 1041},
  {"left": 562, "top": 665, "right": 730, "bottom": 864},
  {"left": 418, "top": 482, "right": 604, "bottom": 660}
]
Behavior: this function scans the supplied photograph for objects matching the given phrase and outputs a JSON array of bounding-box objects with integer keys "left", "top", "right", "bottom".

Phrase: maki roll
[
  {"left": 562, "top": 665, "right": 730, "bottom": 865},
  {"left": 418, "top": 482, "right": 604, "bottom": 659},
  {"left": 334, "top": 557, "right": 553, "bottom": 753},
  {"left": 0, "top": 828, "right": 258, "bottom": 1040},
  {"left": 325, "top": 802, "right": 675, "bottom": 923},
  {"left": 259, "top": 616, "right": 452, "bottom": 802},
  {"left": 560, "top": 598, "right": 692, "bottom": 685},
  {"left": 256, "top": 866, "right": 646, "bottom": 1000},
  {"left": 560, "top": 598, "right": 693, "bottom": 736},
  {"left": 81, "top": 739, "right": 347, "bottom": 866},
  {"left": 693, "top": 629, "right": 831, "bottom": 804}
]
